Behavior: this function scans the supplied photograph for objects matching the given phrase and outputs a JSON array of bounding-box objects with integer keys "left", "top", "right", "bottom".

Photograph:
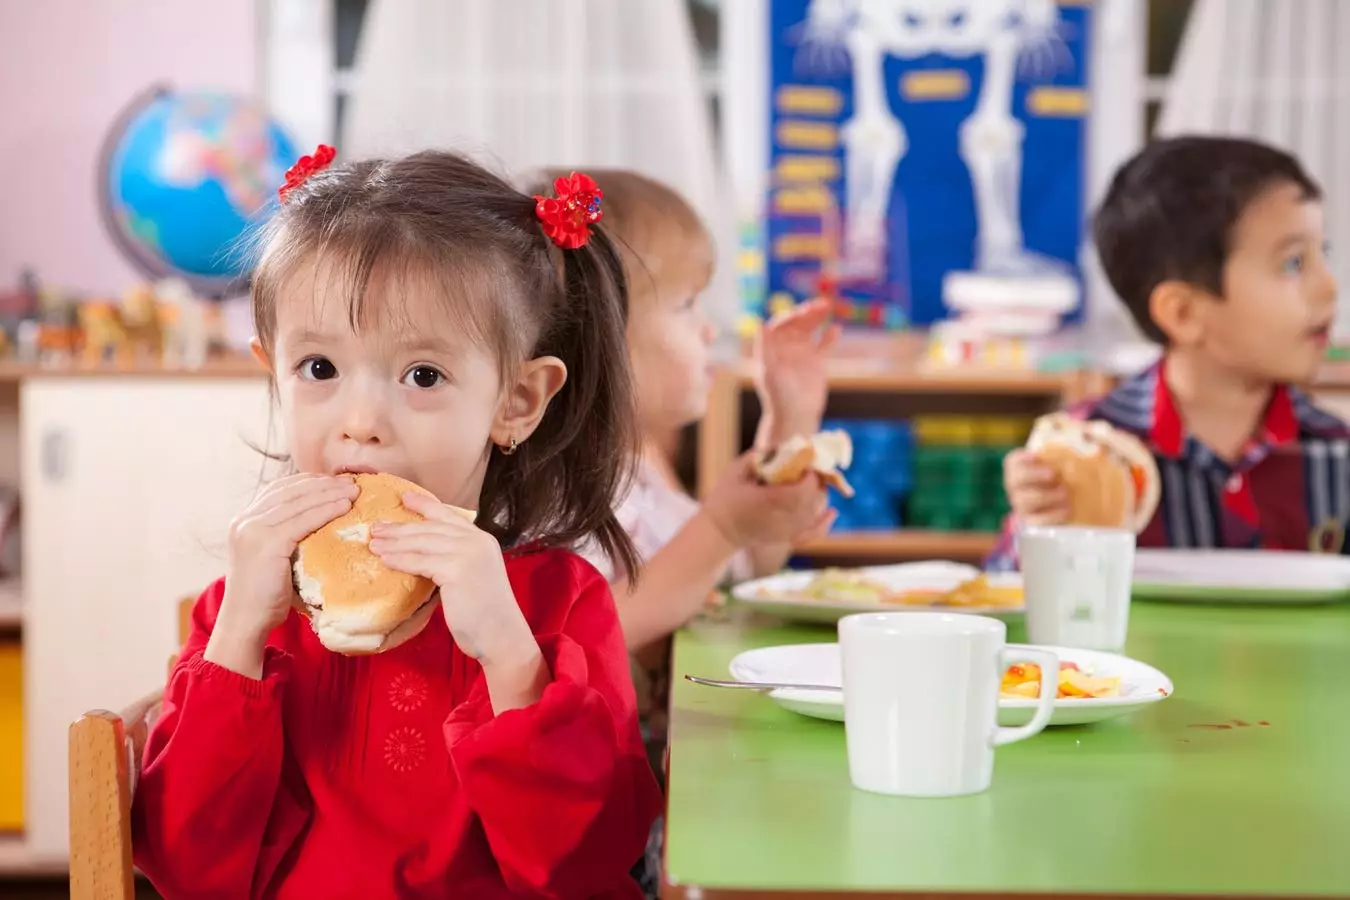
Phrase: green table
[{"left": 663, "top": 602, "right": 1350, "bottom": 898}]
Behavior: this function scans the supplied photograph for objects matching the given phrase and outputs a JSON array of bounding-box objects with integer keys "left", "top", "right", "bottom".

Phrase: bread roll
[
  {"left": 753, "top": 430, "right": 855, "bottom": 497},
  {"left": 1025, "top": 413, "right": 1160, "bottom": 532},
  {"left": 291, "top": 473, "right": 476, "bottom": 654}
]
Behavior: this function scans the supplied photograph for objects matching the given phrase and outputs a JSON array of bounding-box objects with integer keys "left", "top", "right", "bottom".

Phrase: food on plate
[
  {"left": 793, "top": 568, "right": 893, "bottom": 604},
  {"left": 765, "top": 569, "right": 1023, "bottom": 609},
  {"left": 753, "top": 430, "right": 855, "bottom": 497},
  {"left": 911, "top": 573, "right": 1023, "bottom": 609},
  {"left": 1025, "top": 412, "right": 1160, "bottom": 532},
  {"left": 291, "top": 472, "right": 476, "bottom": 655},
  {"left": 1000, "top": 660, "right": 1121, "bottom": 700}
]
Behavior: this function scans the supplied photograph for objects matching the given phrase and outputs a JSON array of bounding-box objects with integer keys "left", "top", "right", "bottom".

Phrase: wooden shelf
[
  {"left": 718, "top": 332, "right": 1084, "bottom": 396},
  {"left": 796, "top": 529, "right": 998, "bottom": 561},
  {"left": 0, "top": 355, "right": 265, "bottom": 382},
  {"left": 0, "top": 579, "right": 18, "bottom": 631}
]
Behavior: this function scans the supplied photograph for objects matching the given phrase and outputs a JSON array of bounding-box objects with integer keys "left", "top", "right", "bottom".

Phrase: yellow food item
[
  {"left": 769, "top": 570, "right": 1026, "bottom": 609},
  {"left": 1000, "top": 661, "right": 1121, "bottom": 700}
]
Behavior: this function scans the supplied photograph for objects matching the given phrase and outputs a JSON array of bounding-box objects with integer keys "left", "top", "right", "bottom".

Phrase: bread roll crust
[
  {"left": 754, "top": 430, "right": 856, "bottom": 498},
  {"left": 292, "top": 473, "right": 475, "bottom": 654},
  {"left": 1026, "top": 413, "right": 1160, "bottom": 533}
]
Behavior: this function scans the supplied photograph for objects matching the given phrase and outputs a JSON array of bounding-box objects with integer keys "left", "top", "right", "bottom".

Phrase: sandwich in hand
[
  {"left": 753, "top": 430, "right": 855, "bottom": 497},
  {"left": 1025, "top": 412, "right": 1160, "bottom": 532},
  {"left": 291, "top": 472, "right": 476, "bottom": 654}
]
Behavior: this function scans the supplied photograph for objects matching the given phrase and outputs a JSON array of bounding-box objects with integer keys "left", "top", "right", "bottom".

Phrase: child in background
[
  {"left": 528, "top": 168, "right": 838, "bottom": 897},
  {"left": 991, "top": 136, "right": 1348, "bottom": 567},
  {"left": 132, "top": 150, "right": 661, "bottom": 898},
  {"left": 526, "top": 168, "right": 838, "bottom": 735}
]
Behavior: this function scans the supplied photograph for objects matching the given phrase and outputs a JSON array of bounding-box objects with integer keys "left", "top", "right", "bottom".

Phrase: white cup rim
[
  {"left": 1017, "top": 524, "right": 1136, "bottom": 541},
  {"left": 839, "top": 611, "right": 1005, "bottom": 637}
]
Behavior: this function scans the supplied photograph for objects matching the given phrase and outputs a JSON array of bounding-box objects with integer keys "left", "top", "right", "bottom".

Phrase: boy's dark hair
[
  {"left": 1093, "top": 135, "right": 1322, "bottom": 343},
  {"left": 252, "top": 150, "right": 640, "bottom": 578}
]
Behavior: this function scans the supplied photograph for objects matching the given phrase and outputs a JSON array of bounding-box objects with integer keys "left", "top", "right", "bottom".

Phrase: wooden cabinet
[{"left": 0, "top": 368, "right": 272, "bottom": 870}]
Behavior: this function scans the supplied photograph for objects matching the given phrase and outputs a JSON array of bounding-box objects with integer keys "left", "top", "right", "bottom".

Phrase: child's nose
[{"left": 341, "top": 396, "right": 388, "bottom": 444}]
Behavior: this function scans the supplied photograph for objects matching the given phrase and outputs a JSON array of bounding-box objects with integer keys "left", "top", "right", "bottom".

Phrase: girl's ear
[
  {"left": 491, "top": 356, "right": 568, "bottom": 447},
  {"left": 250, "top": 337, "right": 273, "bottom": 373}
]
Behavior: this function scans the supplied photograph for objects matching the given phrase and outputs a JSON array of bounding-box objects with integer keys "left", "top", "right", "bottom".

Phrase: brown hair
[
  {"left": 524, "top": 169, "right": 714, "bottom": 312},
  {"left": 251, "top": 150, "right": 639, "bottom": 578}
]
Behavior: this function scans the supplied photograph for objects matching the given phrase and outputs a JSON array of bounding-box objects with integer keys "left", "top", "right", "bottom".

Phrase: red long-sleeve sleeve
[
  {"left": 130, "top": 550, "right": 661, "bottom": 899},
  {"left": 446, "top": 563, "right": 662, "bottom": 896},
  {"left": 131, "top": 582, "right": 308, "bottom": 899}
]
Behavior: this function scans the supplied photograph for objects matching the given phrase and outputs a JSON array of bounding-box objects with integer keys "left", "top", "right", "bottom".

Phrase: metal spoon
[{"left": 684, "top": 674, "right": 842, "bottom": 693}]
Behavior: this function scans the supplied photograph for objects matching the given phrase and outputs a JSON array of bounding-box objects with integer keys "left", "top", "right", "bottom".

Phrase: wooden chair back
[{"left": 68, "top": 595, "right": 193, "bottom": 900}]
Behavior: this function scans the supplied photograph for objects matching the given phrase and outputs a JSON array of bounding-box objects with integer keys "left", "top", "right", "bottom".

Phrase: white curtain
[
  {"left": 341, "top": 0, "right": 739, "bottom": 340},
  {"left": 1157, "top": 0, "right": 1350, "bottom": 335}
]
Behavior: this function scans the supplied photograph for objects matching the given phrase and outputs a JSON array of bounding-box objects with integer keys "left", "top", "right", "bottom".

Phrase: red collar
[{"left": 1150, "top": 358, "right": 1299, "bottom": 459}]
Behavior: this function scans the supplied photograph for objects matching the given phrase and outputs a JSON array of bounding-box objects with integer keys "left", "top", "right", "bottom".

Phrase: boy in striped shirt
[{"left": 989, "top": 136, "right": 1348, "bottom": 569}]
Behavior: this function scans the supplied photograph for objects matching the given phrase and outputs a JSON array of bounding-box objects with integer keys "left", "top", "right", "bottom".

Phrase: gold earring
[{"left": 499, "top": 437, "right": 519, "bottom": 456}]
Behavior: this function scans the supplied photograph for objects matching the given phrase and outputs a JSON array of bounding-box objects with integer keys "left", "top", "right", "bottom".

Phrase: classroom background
[{"left": 3, "top": 1, "right": 1350, "bottom": 896}]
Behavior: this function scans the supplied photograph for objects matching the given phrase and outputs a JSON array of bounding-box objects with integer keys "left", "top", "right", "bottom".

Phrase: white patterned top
[{"left": 577, "top": 458, "right": 754, "bottom": 586}]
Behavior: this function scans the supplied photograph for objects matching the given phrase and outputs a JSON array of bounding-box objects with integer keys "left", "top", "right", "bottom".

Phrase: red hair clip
[
  {"left": 278, "top": 144, "right": 337, "bottom": 202},
  {"left": 534, "top": 172, "right": 603, "bottom": 249}
]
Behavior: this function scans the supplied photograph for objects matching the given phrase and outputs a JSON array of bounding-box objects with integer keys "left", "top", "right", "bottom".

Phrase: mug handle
[{"left": 992, "top": 647, "right": 1059, "bottom": 747}]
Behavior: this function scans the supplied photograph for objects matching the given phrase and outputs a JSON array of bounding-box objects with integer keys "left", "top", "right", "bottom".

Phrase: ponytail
[{"left": 477, "top": 222, "right": 640, "bottom": 580}]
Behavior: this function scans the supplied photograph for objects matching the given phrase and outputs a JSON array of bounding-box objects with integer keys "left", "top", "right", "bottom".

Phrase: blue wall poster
[{"left": 761, "top": 0, "right": 1092, "bottom": 328}]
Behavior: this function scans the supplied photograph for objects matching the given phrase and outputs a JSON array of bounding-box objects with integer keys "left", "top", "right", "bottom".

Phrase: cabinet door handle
[{"left": 41, "top": 428, "right": 68, "bottom": 482}]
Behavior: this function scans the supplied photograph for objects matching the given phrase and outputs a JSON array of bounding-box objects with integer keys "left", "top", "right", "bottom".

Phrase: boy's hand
[
  {"left": 754, "top": 298, "right": 840, "bottom": 441},
  {"left": 703, "top": 451, "right": 837, "bottom": 549},
  {"left": 212, "top": 473, "right": 359, "bottom": 676},
  {"left": 1003, "top": 449, "right": 1070, "bottom": 527}
]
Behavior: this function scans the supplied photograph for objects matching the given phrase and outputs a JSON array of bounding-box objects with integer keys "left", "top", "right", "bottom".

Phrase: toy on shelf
[
  {"left": 25, "top": 282, "right": 82, "bottom": 367},
  {"left": 905, "top": 414, "right": 1033, "bottom": 534},
  {"left": 25, "top": 276, "right": 219, "bottom": 370},
  {"left": 155, "top": 277, "right": 212, "bottom": 369},
  {"left": 923, "top": 271, "right": 1079, "bottom": 372},
  {"left": 78, "top": 284, "right": 164, "bottom": 365},
  {"left": 0, "top": 269, "right": 40, "bottom": 352}
]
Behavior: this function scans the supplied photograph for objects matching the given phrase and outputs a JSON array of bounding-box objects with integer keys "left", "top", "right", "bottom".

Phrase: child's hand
[
  {"left": 1003, "top": 449, "right": 1070, "bottom": 527},
  {"left": 702, "top": 451, "right": 837, "bottom": 549},
  {"left": 219, "top": 473, "right": 359, "bottom": 642},
  {"left": 754, "top": 298, "right": 840, "bottom": 439},
  {"left": 370, "top": 493, "right": 536, "bottom": 667}
]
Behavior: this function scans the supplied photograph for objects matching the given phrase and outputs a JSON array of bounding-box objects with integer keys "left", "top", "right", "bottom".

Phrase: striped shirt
[{"left": 985, "top": 361, "right": 1350, "bottom": 570}]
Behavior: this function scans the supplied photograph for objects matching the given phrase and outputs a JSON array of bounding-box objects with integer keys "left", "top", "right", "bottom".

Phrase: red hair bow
[
  {"left": 534, "top": 172, "right": 603, "bottom": 249},
  {"left": 278, "top": 144, "right": 337, "bottom": 202}
]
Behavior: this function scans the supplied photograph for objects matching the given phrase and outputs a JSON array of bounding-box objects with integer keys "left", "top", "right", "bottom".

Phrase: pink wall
[{"left": 0, "top": 1, "right": 260, "bottom": 296}]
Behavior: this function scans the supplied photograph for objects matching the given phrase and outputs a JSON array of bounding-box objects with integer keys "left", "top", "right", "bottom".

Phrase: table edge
[{"left": 660, "top": 881, "right": 1344, "bottom": 900}]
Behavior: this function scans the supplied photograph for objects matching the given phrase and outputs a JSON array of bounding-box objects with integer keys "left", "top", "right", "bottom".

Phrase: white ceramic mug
[
  {"left": 837, "top": 612, "right": 1058, "bottom": 797},
  {"left": 1018, "top": 525, "right": 1136, "bottom": 651}
]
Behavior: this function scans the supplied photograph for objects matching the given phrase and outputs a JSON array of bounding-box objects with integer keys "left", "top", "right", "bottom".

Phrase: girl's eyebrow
[{"left": 396, "top": 336, "right": 461, "bottom": 357}]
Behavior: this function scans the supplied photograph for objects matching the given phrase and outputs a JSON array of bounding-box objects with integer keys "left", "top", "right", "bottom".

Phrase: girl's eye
[
  {"left": 298, "top": 357, "right": 337, "bottom": 381},
  {"left": 1282, "top": 254, "right": 1306, "bottom": 275},
  {"left": 680, "top": 295, "right": 698, "bottom": 311},
  {"left": 402, "top": 365, "right": 445, "bottom": 389}
]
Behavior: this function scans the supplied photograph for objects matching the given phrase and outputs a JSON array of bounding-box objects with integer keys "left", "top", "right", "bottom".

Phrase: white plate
[
  {"left": 1133, "top": 549, "right": 1350, "bottom": 604},
  {"left": 726, "top": 643, "right": 1172, "bottom": 727},
  {"left": 732, "top": 561, "right": 1025, "bottom": 624}
]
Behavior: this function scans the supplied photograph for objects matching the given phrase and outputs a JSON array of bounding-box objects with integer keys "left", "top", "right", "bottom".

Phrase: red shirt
[{"left": 132, "top": 548, "right": 662, "bottom": 899}]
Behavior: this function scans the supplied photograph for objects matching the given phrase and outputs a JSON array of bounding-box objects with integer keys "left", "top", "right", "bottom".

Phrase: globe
[{"left": 100, "top": 87, "right": 298, "bottom": 296}]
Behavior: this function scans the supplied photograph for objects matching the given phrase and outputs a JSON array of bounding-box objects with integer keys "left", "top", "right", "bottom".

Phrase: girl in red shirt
[{"left": 131, "top": 149, "right": 662, "bottom": 898}]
